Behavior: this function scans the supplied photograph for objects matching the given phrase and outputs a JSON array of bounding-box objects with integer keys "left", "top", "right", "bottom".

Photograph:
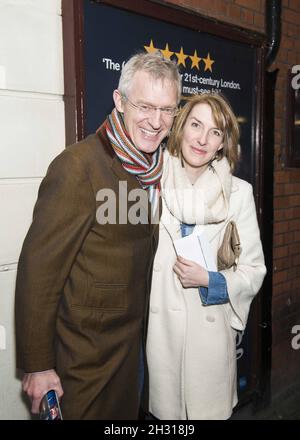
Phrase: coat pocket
[{"left": 86, "top": 282, "right": 128, "bottom": 310}]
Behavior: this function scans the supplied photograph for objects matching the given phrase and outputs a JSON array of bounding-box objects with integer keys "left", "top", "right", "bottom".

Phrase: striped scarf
[{"left": 105, "top": 108, "right": 163, "bottom": 217}]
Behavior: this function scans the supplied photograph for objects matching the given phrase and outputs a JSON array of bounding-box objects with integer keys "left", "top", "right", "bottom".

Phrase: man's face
[{"left": 113, "top": 70, "right": 178, "bottom": 154}]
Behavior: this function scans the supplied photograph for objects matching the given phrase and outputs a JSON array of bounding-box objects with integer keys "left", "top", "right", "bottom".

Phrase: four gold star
[
  {"left": 144, "top": 39, "right": 158, "bottom": 54},
  {"left": 175, "top": 46, "right": 188, "bottom": 67},
  {"left": 202, "top": 52, "right": 215, "bottom": 72},
  {"left": 161, "top": 43, "right": 174, "bottom": 60},
  {"left": 143, "top": 41, "right": 215, "bottom": 72},
  {"left": 189, "top": 50, "right": 201, "bottom": 70}
]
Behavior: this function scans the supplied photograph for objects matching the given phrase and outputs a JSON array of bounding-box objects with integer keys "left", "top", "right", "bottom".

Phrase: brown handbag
[{"left": 217, "top": 221, "right": 242, "bottom": 271}]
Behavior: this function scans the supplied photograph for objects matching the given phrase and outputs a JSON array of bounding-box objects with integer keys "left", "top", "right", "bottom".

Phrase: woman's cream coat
[{"left": 146, "top": 152, "right": 266, "bottom": 420}]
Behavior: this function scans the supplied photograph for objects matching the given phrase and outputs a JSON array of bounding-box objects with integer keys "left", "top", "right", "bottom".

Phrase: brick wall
[
  {"left": 164, "top": 0, "right": 265, "bottom": 32},
  {"left": 161, "top": 0, "right": 300, "bottom": 397},
  {"left": 267, "top": 0, "right": 300, "bottom": 395}
]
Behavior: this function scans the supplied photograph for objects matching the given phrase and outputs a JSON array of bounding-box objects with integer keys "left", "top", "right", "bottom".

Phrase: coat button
[
  {"left": 206, "top": 315, "right": 215, "bottom": 322},
  {"left": 153, "top": 263, "right": 162, "bottom": 271},
  {"left": 151, "top": 306, "right": 159, "bottom": 313}
]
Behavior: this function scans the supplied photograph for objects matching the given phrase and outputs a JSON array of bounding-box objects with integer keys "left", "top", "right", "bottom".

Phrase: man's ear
[{"left": 113, "top": 90, "right": 124, "bottom": 113}]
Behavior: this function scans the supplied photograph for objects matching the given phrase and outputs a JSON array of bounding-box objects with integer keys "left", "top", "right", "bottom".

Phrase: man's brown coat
[{"left": 15, "top": 127, "right": 158, "bottom": 419}]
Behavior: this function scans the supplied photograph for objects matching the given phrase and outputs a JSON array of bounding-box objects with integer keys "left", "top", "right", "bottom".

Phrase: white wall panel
[
  {"left": 0, "top": 94, "right": 65, "bottom": 178},
  {"left": 0, "top": 269, "right": 30, "bottom": 419},
  {"left": 0, "top": 0, "right": 61, "bottom": 14},
  {"left": 0, "top": 180, "right": 40, "bottom": 265},
  {"left": 0, "top": 0, "right": 65, "bottom": 419},
  {"left": 0, "top": 2, "right": 63, "bottom": 93}
]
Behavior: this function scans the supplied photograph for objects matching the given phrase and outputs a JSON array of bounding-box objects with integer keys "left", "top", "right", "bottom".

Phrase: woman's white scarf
[{"left": 161, "top": 150, "right": 232, "bottom": 226}]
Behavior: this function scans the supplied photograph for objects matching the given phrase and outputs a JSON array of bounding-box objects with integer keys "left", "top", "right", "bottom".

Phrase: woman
[{"left": 146, "top": 93, "right": 266, "bottom": 420}]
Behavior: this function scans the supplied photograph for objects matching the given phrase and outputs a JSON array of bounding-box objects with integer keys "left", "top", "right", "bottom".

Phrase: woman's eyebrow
[
  {"left": 190, "top": 116, "right": 222, "bottom": 130},
  {"left": 190, "top": 116, "right": 202, "bottom": 123}
]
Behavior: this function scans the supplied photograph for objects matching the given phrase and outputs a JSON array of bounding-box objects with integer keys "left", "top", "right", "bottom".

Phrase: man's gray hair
[{"left": 117, "top": 52, "right": 182, "bottom": 104}]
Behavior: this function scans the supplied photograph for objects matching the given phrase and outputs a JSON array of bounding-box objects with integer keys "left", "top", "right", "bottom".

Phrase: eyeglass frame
[{"left": 122, "top": 95, "right": 178, "bottom": 118}]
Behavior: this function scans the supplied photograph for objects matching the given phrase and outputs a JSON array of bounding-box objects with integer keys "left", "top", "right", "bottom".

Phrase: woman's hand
[{"left": 173, "top": 256, "right": 209, "bottom": 288}]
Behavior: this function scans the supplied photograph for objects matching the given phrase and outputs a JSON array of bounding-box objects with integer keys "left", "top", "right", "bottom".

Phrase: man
[{"left": 15, "top": 52, "right": 181, "bottom": 420}]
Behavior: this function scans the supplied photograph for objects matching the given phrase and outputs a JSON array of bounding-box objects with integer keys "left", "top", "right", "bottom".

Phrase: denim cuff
[{"left": 199, "top": 271, "right": 229, "bottom": 305}]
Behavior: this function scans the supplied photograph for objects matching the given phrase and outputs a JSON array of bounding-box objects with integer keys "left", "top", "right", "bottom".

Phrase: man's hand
[
  {"left": 22, "top": 369, "right": 64, "bottom": 414},
  {"left": 173, "top": 256, "right": 209, "bottom": 288}
]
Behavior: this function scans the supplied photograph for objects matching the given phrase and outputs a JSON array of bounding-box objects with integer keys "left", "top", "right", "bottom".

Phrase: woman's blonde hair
[{"left": 168, "top": 93, "right": 240, "bottom": 172}]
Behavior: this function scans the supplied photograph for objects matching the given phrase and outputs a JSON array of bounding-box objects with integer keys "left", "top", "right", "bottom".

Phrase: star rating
[
  {"left": 144, "top": 39, "right": 158, "bottom": 54},
  {"left": 202, "top": 52, "right": 215, "bottom": 72},
  {"left": 175, "top": 47, "right": 188, "bottom": 67},
  {"left": 189, "top": 50, "right": 201, "bottom": 70},
  {"left": 143, "top": 40, "right": 215, "bottom": 72},
  {"left": 161, "top": 43, "right": 174, "bottom": 60}
]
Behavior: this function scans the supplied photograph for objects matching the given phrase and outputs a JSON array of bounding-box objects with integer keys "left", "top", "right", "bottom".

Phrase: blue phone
[{"left": 39, "top": 390, "right": 63, "bottom": 420}]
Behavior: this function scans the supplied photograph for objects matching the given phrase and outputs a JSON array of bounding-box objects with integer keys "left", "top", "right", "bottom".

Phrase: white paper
[{"left": 174, "top": 231, "right": 217, "bottom": 271}]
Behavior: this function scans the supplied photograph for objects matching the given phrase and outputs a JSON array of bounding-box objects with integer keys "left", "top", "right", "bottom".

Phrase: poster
[{"left": 83, "top": 1, "right": 258, "bottom": 184}]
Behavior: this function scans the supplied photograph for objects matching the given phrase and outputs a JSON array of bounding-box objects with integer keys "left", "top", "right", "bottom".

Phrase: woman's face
[{"left": 181, "top": 102, "right": 224, "bottom": 176}]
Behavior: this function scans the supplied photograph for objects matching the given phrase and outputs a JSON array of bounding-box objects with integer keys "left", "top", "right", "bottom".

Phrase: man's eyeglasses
[{"left": 123, "top": 96, "right": 178, "bottom": 118}]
